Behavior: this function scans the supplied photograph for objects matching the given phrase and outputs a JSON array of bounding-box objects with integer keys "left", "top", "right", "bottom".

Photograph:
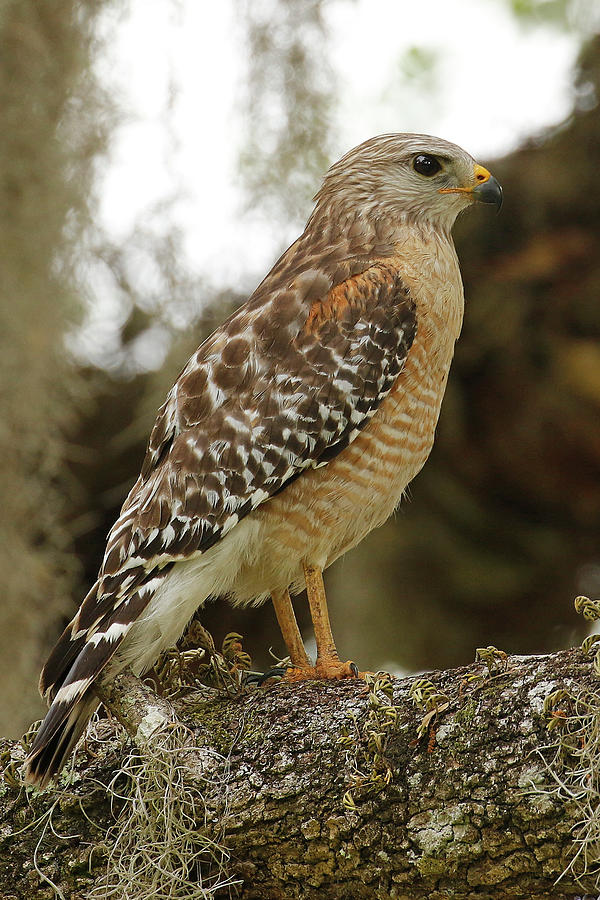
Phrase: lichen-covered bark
[{"left": 1, "top": 649, "right": 597, "bottom": 899}]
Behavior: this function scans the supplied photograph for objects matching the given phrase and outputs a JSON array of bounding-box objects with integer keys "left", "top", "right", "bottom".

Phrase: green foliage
[
  {"left": 398, "top": 45, "right": 439, "bottom": 87},
  {"left": 340, "top": 673, "right": 402, "bottom": 810},
  {"left": 148, "top": 620, "right": 252, "bottom": 697},
  {"left": 505, "top": 0, "right": 599, "bottom": 30}
]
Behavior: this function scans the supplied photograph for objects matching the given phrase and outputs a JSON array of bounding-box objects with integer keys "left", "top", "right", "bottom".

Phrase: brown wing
[
  {"left": 28, "top": 261, "right": 415, "bottom": 787},
  {"left": 98, "top": 262, "right": 416, "bottom": 584},
  {"left": 40, "top": 261, "right": 415, "bottom": 695}
]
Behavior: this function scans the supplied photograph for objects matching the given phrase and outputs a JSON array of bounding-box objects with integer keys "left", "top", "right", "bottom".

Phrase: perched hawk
[{"left": 25, "top": 133, "right": 501, "bottom": 787}]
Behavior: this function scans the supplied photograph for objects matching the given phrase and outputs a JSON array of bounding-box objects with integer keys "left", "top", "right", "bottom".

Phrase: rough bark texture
[{"left": 1, "top": 649, "right": 598, "bottom": 899}]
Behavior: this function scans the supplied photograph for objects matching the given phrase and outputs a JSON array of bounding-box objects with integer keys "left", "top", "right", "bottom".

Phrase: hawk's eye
[{"left": 413, "top": 154, "right": 442, "bottom": 177}]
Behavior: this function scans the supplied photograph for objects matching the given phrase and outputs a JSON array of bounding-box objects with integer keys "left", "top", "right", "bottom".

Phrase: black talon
[
  {"left": 244, "top": 666, "right": 289, "bottom": 686},
  {"left": 350, "top": 662, "right": 359, "bottom": 677}
]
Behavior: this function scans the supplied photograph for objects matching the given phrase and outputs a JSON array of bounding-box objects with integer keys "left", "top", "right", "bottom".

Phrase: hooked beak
[
  {"left": 439, "top": 163, "right": 503, "bottom": 212},
  {"left": 472, "top": 173, "right": 503, "bottom": 210}
]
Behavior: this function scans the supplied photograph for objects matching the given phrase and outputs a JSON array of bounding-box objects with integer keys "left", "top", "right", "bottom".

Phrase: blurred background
[{"left": 1, "top": 0, "right": 599, "bottom": 737}]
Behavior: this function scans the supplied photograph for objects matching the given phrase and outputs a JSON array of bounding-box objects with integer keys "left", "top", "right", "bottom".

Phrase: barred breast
[{"left": 231, "top": 233, "right": 465, "bottom": 603}]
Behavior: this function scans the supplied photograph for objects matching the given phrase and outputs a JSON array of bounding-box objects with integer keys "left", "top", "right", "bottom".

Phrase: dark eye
[{"left": 413, "top": 154, "right": 442, "bottom": 177}]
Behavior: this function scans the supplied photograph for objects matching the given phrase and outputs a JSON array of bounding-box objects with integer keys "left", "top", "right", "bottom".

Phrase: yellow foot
[{"left": 285, "top": 659, "right": 361, "bottom": 681}]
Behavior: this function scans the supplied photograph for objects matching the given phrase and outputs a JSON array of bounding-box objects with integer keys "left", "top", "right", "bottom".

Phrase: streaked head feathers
[{"left": 312, "top": 132, "right": 500, "bottom": 232}]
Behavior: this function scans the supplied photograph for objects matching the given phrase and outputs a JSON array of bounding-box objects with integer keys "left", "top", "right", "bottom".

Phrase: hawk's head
[{"left": 314, "top": 133, "right": 502, "bottom": 233}]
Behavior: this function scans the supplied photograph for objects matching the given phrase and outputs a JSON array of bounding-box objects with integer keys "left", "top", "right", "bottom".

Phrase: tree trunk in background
[
  {"left": 0, "top": 1, "right": 114, "bottom": 736},
  {"left": 2, "top": 649, "right": 599, "bottom": 898}
]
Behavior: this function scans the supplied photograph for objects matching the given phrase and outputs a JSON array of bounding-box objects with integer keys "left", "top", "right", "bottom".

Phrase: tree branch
[{"left": 1, "top": 649, "right": 598, "bottom": 899}]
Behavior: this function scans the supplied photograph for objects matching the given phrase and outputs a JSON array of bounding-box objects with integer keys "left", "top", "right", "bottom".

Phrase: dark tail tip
[{"left": 23, "top": 693, "right": 100, "bottom": 789}]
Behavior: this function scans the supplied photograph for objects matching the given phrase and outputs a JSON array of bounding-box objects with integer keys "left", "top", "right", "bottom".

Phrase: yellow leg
[
  {"left": 285, "top": 563, "right": 358, "bottom": 680},
  {"left": 271, "top": 589, "right": 311, "bottom": 668},
  {"left": 304, "top": 563, "right": 340, "bottom": 664}
]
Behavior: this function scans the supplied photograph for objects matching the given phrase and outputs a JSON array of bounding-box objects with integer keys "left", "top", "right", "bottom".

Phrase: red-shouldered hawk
[{"left": 25, "top": 133, "right": 501, "bottom": 787}]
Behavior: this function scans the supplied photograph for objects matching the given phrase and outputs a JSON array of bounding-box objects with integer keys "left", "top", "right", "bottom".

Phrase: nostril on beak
[{"left": 473, "top": 164, "right": 491, "bottom": 184}]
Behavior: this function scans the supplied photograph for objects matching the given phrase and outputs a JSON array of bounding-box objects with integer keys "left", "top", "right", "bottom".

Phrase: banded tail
[{"left": 24, "top": 578, "right": 154, "bottom": 788}]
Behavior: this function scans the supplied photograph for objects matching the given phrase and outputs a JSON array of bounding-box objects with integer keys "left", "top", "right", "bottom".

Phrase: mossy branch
[{"left": 2, "top": 648, "right": 600, "bottom": 899}]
